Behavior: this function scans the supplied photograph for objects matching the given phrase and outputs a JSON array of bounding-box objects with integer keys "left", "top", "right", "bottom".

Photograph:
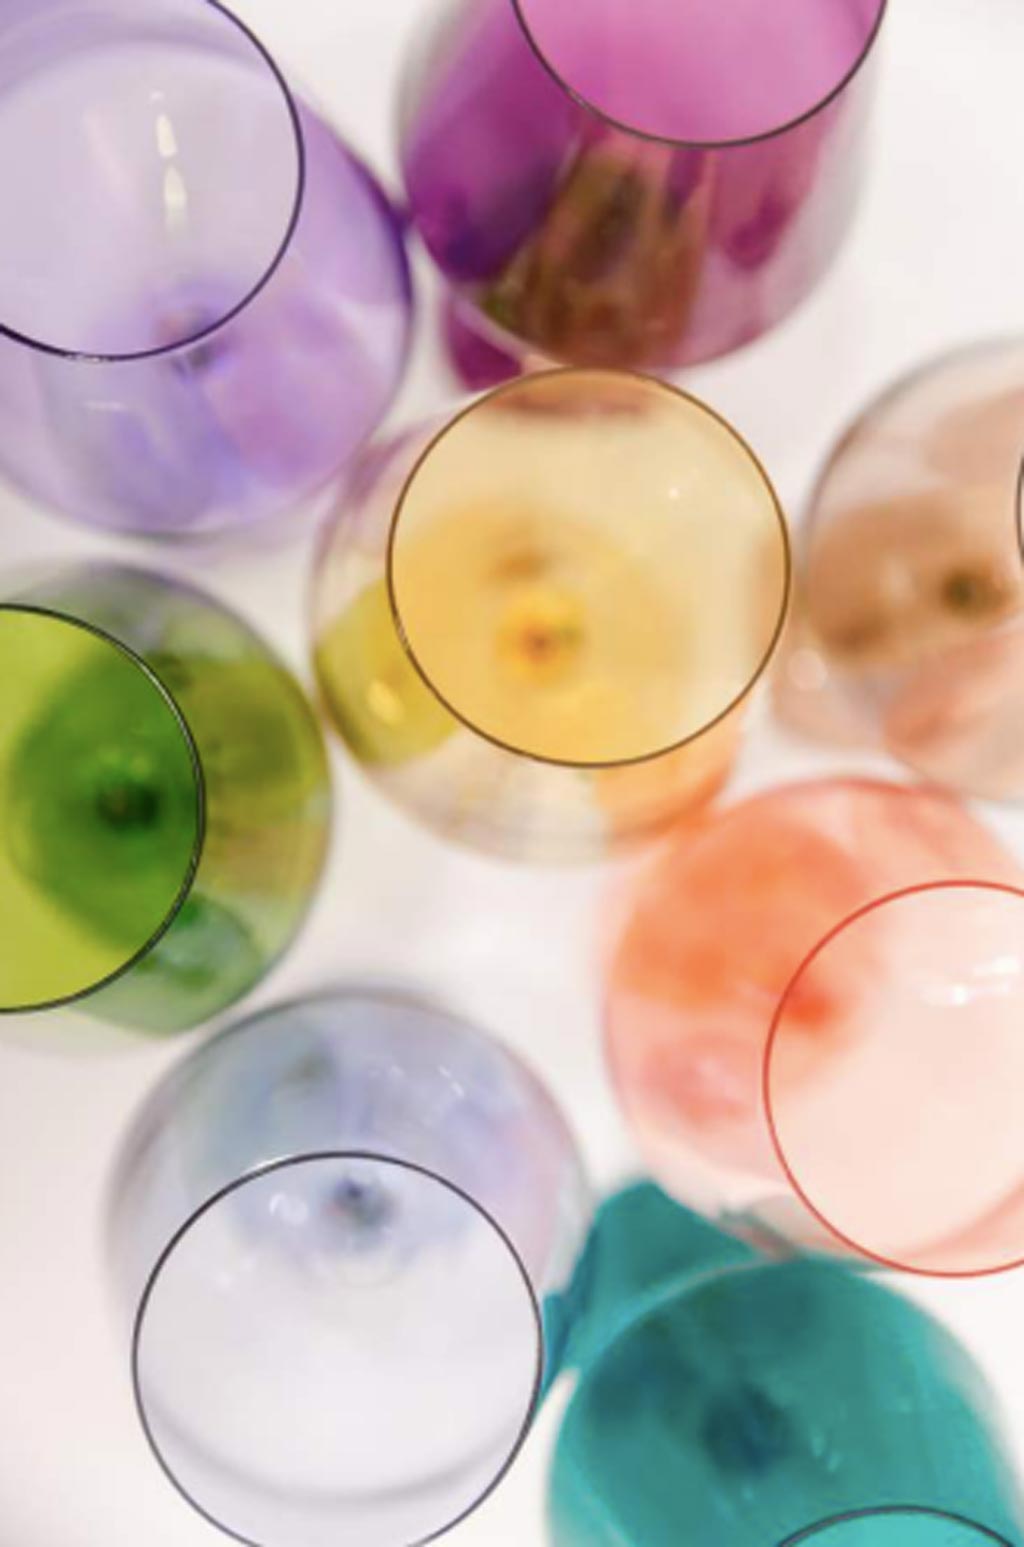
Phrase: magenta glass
[
  {"left": 0, "top": 0, "right": 412, "bottom": 539},
  {"left": 401, "top": 0, "right": 887, "bottom": 376}
]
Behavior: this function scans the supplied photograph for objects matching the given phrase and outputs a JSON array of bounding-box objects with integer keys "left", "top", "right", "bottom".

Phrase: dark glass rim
[
  {"left": 384, "top": 366, "right": 792, "bottom": 772},
  {"left": 0, "top": 601, "right": 206, "bottom": 1016},
  {"left": 509, "top": 0, "right": 890, "bottom": 152},
  {"left": 131, "top": 1149, "right": 546, "bottom": 1547},
  {"left": 0, "top": 0, "right": 306, "bottom": 364},
  {"left": 779, "top": 1506, "right": 1014, "bottom": 1546},
  {"left": 763, "top": 877, "right": 1024, "bottom": 1279}
]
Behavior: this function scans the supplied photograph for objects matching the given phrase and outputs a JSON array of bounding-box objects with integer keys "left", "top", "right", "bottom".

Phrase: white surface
[{"left": 2, "top": 1, "right": 1024, "bottom": 1543}]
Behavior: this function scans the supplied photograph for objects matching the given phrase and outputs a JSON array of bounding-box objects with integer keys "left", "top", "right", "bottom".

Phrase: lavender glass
[
  {"left": 0, "top": 0, "right": 413, "bottom": 539},
  {"left": 109, "top": 989, "right": 590, "bottom": 1547},
  {"left": 401, "top": 0, "right": 887, "bottom": 379}
]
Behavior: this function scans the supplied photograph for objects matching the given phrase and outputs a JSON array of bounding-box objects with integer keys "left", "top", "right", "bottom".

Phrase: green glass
[
  {"left": 549, "top": 1259, "right": 1022, "bottom": 1547},
  {"left": 0, "top": 564, "right": 331, "bottom": 1033}
]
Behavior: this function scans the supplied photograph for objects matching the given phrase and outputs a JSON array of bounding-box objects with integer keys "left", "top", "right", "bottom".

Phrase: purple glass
[
  {"left": 0, "top": 0, "right": 413, "bottom": 539},
  {"left": 401, "top": 0, "right": 887, "bottom": 377}
]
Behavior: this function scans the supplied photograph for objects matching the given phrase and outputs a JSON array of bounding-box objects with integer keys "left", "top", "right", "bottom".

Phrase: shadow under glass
[
  {"left": 133, "top": 1155, "right": 543, "bottom": 1547},
  {"left": 0, "top": 607, "right": 201, "bottom": 1012}
]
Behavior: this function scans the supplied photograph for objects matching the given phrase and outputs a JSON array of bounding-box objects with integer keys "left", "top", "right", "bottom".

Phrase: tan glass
[
  {"left": 774, "top": 341, "right": 1024, "bottom": 798},
  {"left": 312, "top": 369, "right": 790, "bottom": 861}
]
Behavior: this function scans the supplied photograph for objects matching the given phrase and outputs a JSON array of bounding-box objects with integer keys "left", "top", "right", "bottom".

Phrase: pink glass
[
  {"left": 604, "top": 777, "right": 1024, "bottom": 1253},
  {"left": 401, "top": 0, "right": 887, "bottom": 379},
  {"left": 774, "top": 341, "right": 1024, "bottom": 797},
  {"left": 0, "top": 0, "right": 412, "bottom": 539},
  {"left": 766, "top": 881, "right": 1024, "bottom": 1277}
]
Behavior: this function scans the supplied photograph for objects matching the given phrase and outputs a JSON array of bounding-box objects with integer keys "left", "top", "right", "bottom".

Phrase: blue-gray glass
[
  {"left": 109, "top": 990, "right": 589, "bottom": 1547},
  {"left": 549, "top": 1259, "right": 1022, "bottom": 1547}
]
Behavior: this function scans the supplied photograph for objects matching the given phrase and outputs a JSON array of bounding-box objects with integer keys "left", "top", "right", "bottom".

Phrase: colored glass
[
  {"left": 108, "top": 989, "right": 589, "bottom": 1547},
  {"left": 563, "top": 1180, "right": 758, "bottom": 1372},
  {"left": 312, "top": 368, "right": 790, "bottom": 861},
  {"left": 548, "top": 1259, "right": 1023, "bottom": 1547},
  {"left": 766, "top": 881, "right": 1024, "bottom": 1275},
  {"left": 0, "top": 564, "right": 330, "bottom": 1032},
  {"left": 0, "top": 0, "right": 412, "bottom": 538},
  {"left": 780, "top": 1509, "right": 1014, "bottom": 1547},
  {"left": 401, "top": 0, "right": 887, "bottom": 380},
  {"left": 605, "top": 777, "right": 1023, "bottom": 1249},
  {"left": 774, "top": 341, "right": 1024, "bottom": 799}
]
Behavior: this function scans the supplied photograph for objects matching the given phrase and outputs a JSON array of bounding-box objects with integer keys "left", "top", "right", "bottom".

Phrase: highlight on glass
[
  {"left": 312, "top": 368, "right": 790, "bottom": 861},
  {"left": 604, "top": 777, "right": 1023, "bottom": 1249},
  {"left": 548, "top": 1259, "right": 1023, "bottom": 1547},
  {"left": 0, "top": 564, "right": 330, "bottom": 1033},
  {"left": 779, "top": 1508, "right": 1016, "bottom": 1547},
  {"left": 108, "top": 989, "right": 589, "bottom": 1547},
  {"left": 401, "top": 0, "right": 888, "bottom": 381},
  {"left": 0, "top": 0, "right": 412, "bottom": 539},
  {"left": 774, "top": 340, "right": 1024, "bottom": 798},
  {"left": 765, "top": 880, "right": 1024, "bottom": 1276}
]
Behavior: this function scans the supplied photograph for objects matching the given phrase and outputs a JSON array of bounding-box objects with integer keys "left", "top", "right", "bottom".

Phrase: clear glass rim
[
  {"left": 384, "top": 366, "right": 793, "bottom": 772},
  {"left": 763, "top": 876, "right": 1024, "bottom": 1280},
  {"left": 0, "top": 601, "right": 206, "bottom": 1016},
  {"left": 779, "top": 1507, "right": 1014, "bottom": 1546},
  {"left": 131, "top": 1148, "right": 546, "bottom": 1547},
  {"left": 0, "top": 0, "right": 306, "bottom": 364},
  {"left": 509, "top": 0, "right": 890, "bottom": 152}
]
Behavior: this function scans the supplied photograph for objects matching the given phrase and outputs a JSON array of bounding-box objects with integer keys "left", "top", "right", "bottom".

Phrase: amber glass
[
  {"left": 312, "top": 369, "right": 790, "bottom": 861},
  {"left": 604, "top": 777, "right": 1024, "bottom": 1250},
  {"left": 774, "top": 341, "right": 1024, "bottom": 798}
]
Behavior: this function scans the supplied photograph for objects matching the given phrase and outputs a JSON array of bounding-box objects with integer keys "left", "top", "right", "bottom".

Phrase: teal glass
[
  {"left": 549, "top": 1259, "right": 1022, "bottom": 1547},
  {"left": 560, "top": 1180, "right": 758, "bottom": 1373},
  {"left": 0, "top": 564, "right": 330, "bottom": 1035},
  {"left": 780, "top": 1508, "right": 1014, "bottom": 1547}
]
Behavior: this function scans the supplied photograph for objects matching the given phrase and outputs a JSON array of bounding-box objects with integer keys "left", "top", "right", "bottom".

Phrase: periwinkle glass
[
  {"left": 401, "top": 0, "right": 887, "bottom": 378},
  {"left": 108, "top": 990, "right": 589, "bottom": 1547},
  {"left": 548, "top": 1259, "right": 1023, "bottom": 1547},
  {"left": 0, "top": 563, "right": 330, "bottom": 1034},
  {"left": 0, "top": 0, "right": 412, "bottom": 538}
]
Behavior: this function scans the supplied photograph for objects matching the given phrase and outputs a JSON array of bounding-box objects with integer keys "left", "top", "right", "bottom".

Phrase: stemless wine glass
[
  {"left": 312, "top": 368, "right": 790, "bottom": 862},
  {"left": 0, "top": 0, "right": 412, "bottom": 539},
  {"left": 108, "top": 989, "right": 589, "bottom": 1547},
  {"left": 0, "top": 563, "right": 330, "bottom": 1034},
  {"left": 604, "top": 777, "right": 1024, "bottom": 1248},
  {"left": 548, "top": 1258, "right": 1023, "bottom": 1547},
  {"left": 765, "top": 881, "right": 1024, "bottom": 1276},
  {"left": 774, "top": 341, "right": 1024, "bottom": 797},
  {"left": 400, "top": 0, "right": 888, "bottom": 382}
]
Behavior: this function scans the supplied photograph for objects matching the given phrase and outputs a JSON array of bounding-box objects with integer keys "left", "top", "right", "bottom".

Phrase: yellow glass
[{"left": 313, "top": 369, "right": 790, "bottom": 860}]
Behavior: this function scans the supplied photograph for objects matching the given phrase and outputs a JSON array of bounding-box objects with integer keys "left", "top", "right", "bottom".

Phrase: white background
[{"left": 2, "top": 0, "right": 1024, "bottom": 1543}]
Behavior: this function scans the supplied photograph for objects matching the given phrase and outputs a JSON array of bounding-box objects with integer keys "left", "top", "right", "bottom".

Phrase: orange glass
[
  {"left": 604, "top": 777, "right": 1024, "bottom": 1250},
  {"left": 774, "top": 341, "right": 1024, "bottom": 798},
  {"left": 767, "top": 881, "right": 1024, "bottom": 1276},
  {"left": 312, "top": 368, "right": 790, "bottom": 861}
]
